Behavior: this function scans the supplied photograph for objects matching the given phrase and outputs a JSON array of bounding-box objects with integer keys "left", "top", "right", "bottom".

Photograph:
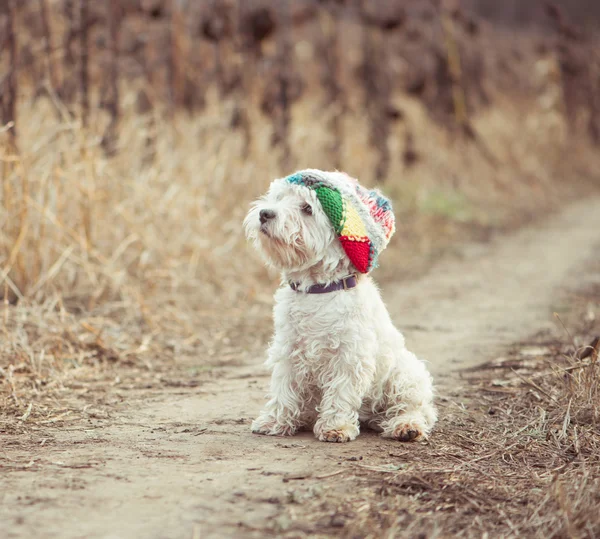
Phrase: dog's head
[
  {"left": 244, "top": 176, "right": 345, "bottom": 273},
  {"left": 244, "top": 169, "right": 395, "bottom": 275}
]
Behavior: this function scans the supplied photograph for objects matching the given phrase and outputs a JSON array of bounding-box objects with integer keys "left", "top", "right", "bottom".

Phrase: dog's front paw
[
  {"left": 382, "top": 417, "right": 428, "bottom": 442},
  {"left": 318, "top": 429, "right": 353, "bottom": 443},
  {"left": 315, "top": 423, "right": 359, "bottom": 443},
  {"left": 390, "top": 425, "right": 423, "bottom": 442},
  {"left": 381, "top": 408, "right": 434, "bottom": 442},
  {"left": 251, "top": 417, "right": 296, "bottom": 437}
]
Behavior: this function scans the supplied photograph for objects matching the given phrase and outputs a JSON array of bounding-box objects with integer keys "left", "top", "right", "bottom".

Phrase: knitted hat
[{"left": 285, "top": 169, "right": 395, "bottom": 273}]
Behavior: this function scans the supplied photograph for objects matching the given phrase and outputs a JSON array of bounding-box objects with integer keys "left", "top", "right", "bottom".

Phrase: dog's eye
[{"left": 301, "top": 203, "right": 313, "bottom": 216}]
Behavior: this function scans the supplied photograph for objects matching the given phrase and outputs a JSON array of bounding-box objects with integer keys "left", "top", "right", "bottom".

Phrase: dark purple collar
[{"left": 289, "top": 275, "right": 358, "bottom": 294}]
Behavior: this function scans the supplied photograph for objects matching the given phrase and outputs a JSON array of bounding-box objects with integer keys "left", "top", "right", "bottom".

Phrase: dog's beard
[{"left": 256, "top": 224, "right": 313, "bottom": 270}]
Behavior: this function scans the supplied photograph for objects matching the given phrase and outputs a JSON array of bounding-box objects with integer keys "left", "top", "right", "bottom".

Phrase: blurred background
[{"left": 1, "top": 0, "right": 600, "bottom": 409}]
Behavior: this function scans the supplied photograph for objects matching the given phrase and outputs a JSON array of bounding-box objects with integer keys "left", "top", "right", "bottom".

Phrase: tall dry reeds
[
  {"left": 272, "top": 0, "right": 294, "bottom": 169},
  {"left": 318, "top": 1, "right": 344, "bottom": 169},
  {"left": 546, "top": 2, "right": 600, "bottom": 146},
  {"left": 38, "top": 0, "right": 59, "bottom": 95},
  {"left": 60, "top": 0, "right": 78, "bottom": 105},
  {"left": 358, "top": 0, "right": 392, "bottom": 183},
  {"left": 0, "top": 0, "right": 599, "bottom": 310},
  {"left": 0, "top": 0, "right": 18, "bottom": 145},
  {"left": 101, "top": 0, "right": 121, "bottom": 155},
  {"left": 79, "top": 0, "right": 90, "bottom": 126}
]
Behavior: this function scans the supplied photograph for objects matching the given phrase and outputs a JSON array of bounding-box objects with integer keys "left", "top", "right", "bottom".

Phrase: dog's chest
[
  {"left": 279, "top": 291, "right": 361, "bottom": 370},
  {"left": 286, "top": 294, "right": 346, "bottom": 332}
]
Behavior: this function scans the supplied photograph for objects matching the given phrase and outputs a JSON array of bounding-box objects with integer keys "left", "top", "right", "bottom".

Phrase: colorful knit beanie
[{"left": 285, "top": 169, "right": 395, "bottom": 273}]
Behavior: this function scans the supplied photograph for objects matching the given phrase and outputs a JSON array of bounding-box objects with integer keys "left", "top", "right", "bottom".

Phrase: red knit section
[{"left": 340, "top": 237, "right": 371, "bottom": 274}]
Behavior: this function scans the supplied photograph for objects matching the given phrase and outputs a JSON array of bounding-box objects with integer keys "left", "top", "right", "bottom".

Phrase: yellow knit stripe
[{"left": 340, "top": 202, "right": 368, "bottom": 240}]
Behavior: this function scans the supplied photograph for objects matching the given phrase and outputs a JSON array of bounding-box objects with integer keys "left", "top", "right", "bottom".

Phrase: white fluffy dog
[{"left": 244, "top": 169, "right": 436, "bottom": 443}]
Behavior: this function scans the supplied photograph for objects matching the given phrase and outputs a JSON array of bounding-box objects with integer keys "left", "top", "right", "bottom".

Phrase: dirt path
[{"left": 4, "top": 197, "right": 600, "bottom": 539}]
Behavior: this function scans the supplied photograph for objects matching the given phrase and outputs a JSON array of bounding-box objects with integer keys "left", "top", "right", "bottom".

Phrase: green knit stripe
[{"left": 315, "top": 186, "right": 345, "bottom": 234}]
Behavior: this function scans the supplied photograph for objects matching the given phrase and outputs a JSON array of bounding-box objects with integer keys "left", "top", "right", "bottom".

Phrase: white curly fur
[{"left": 244, "top": 174, "right": 437, "bottom": 443}]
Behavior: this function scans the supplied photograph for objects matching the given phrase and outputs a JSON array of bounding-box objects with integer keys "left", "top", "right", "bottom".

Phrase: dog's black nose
[{"left": 259, "top": 209, "right": 276, "bottom": 224}]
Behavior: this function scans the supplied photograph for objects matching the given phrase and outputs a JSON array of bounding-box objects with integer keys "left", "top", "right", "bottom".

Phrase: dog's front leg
[
  {"left": 251, "top": 358, "right": 304, "bottom": 437},
  {"left": 314, "top": 359, "right": 374, "bottom": 443}
]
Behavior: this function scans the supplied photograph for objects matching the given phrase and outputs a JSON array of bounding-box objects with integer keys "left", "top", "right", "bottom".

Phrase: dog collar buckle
[
  {"left": 290, "top": 274, "right": 358, "bottom": 294},
  {"left": 342, "top": 275, "right": 353, "bottom": 291}
]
